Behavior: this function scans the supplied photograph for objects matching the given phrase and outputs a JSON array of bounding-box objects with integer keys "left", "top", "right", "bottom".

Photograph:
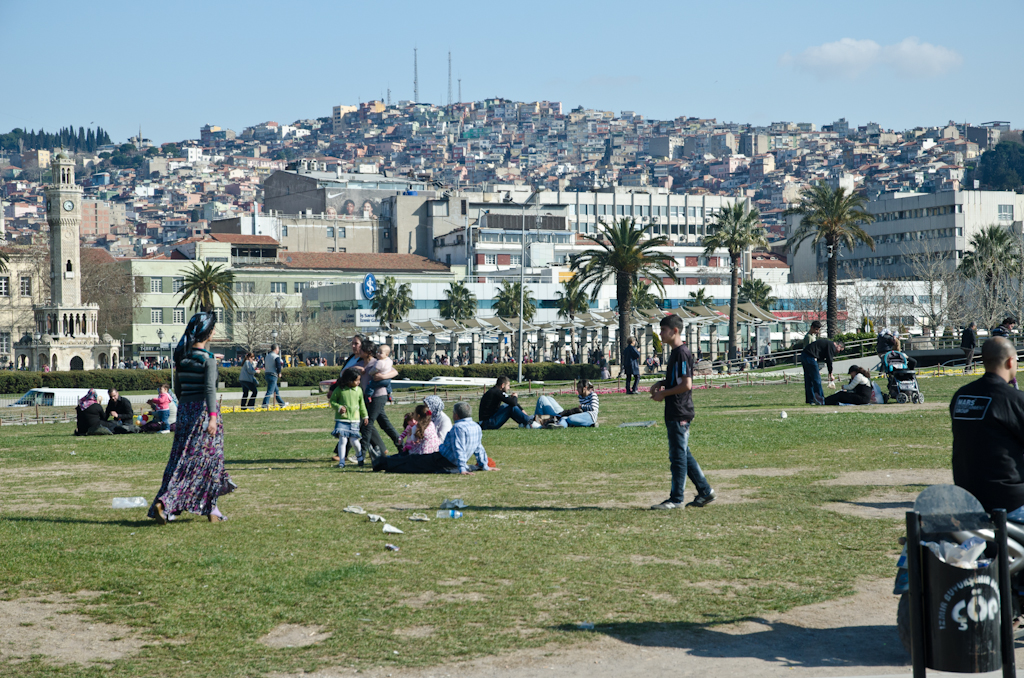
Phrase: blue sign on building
[{"left": 362, "top": 273, "right": 378, "bottom": 300}]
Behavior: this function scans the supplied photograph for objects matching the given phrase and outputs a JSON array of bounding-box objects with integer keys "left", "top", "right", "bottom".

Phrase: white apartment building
[{"left": 789, "top": 190, "right": 1024, "bottom": 282}]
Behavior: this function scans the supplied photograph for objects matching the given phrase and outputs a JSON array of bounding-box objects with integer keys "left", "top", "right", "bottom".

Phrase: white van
[{"left": 7, "top": 388, "right": 109, "bottom": 408}]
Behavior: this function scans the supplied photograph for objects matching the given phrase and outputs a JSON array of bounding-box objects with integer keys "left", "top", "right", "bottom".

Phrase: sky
[{"left": 2, "top": 0, "right": 1021, "bottom": 145}]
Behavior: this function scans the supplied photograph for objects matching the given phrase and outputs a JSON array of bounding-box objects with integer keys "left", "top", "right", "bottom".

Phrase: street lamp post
[
  {"left": 156, "top": 328, "right": 164, "bottom": 368},
  {"left": 505, "top": 193, "right": 532, "bottom": 383},
  {"left": 33, "top": 331, "right": 41, "bottom": 371}
]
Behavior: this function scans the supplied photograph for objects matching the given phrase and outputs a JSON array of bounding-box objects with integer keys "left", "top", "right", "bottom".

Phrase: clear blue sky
[{"left": 2, "top": 0, "right": 1021, "bottom": 145}]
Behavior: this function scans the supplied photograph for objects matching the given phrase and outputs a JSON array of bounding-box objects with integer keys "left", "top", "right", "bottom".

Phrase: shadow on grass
[
  {"left": 555, "top": 619, "right": 909, "bottom": 669},
  {"left": 2, "top": 516, "right": 159, "bottom": 528},
  {"left": 224, "top": 458, "right": 326, "bottom": 466}
]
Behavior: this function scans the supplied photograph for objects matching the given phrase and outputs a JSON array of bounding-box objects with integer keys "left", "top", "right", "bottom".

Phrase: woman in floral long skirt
[{"left": 149, "top": 312, "right": 235, "bottom": 523}]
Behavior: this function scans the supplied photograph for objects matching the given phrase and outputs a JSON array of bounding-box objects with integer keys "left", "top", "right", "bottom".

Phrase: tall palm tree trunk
[
  {"left": 826, "top": 238, "right": 839, "bottom": 338},
  {"left": 617, "top": 271, "right": 631, "bottom": 369},
  {"left": 728, "top": 254, "right": 740, "bottom": 361}
]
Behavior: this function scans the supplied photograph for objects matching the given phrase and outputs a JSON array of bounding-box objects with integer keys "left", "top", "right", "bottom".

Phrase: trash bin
[
  {"left": 922, "top": 547, "right": 1001, "bottom": 672},
  {"left": 904, "top": 486, "right": 1015, "bottom": 678}
]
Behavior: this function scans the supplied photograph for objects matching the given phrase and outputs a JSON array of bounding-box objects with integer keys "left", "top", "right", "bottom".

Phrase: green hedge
[
  {"left": 0, "top": 372, "right": 43, "bottom": 395},
  {"left": 461, "top": 363, "right": 600, "bottom": 381}
]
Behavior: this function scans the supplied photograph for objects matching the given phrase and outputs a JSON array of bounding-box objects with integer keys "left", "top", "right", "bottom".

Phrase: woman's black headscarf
[{"left": 174, "top": 312, "right": 216, "bottom": 364}]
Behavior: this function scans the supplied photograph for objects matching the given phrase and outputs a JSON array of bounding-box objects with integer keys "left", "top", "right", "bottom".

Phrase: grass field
[{"left": 0, "top": 374, "right": 973, "bottom": 678}]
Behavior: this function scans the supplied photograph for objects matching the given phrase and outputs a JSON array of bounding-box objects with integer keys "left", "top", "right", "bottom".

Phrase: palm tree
[
  {"left": 959, "top": 224, "right": 1018, "bottom": 300},
  {"left": 630, "top": 278, "right": 661, "bottom": 311},
  {"left": 686, "top": 287, "right": 711, "bottom": 307},
  {"left": 371, "top": 275, "right": 414, "bottom": 329},
  {"left": 0, "top": 250, "right": 9, "bottom": 273},
  {"left": 556, "top": 276, "right": 590, "bottom": 361},
  {"left": 177, "top": 262, "right": 236, "bottom": 313},
  {"left": 493, "top": 279, "right": 536, "bottom": 322},
  {"left": 439, "top": 280, "right": 477, "bottom": 322},
  {"left": 785, "top": 182, "right": 875, "bottom": 337},
  {"left": 571, "top": 217, "right": 678, "bottom": 368},
  {"left": 702, "top": 203, "right": 768, "bottom": 359},
  {"left": 739, "top": 278, "right": 777, "bottom": 309}
]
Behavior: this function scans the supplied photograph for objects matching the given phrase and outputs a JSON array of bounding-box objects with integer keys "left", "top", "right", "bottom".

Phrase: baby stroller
[{"left": 881, "top": 350, "right": 923, "bottom": 404}]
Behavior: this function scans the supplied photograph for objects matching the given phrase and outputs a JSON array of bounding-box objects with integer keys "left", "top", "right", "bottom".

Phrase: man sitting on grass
[
  {"left": 373, "top": 402, "right": 497, "bottom": 474},
  {"left": 478, "top": 376, "right": 531, "bottom": 429}
]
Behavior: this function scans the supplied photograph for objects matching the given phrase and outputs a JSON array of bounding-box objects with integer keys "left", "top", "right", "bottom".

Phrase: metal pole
[
  {"left": 905, "top": 510, "right": 927, "bottom": 678},
  {"left": 993, "top": 509, "right": 1016, "bottom": 678},
  {"left": 518, "top": 202, "right": 525, "bottom": 382}
]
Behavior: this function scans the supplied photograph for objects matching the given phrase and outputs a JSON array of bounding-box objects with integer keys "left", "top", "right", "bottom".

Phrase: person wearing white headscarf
[{"left": 422, "top": 395, "right": 452, "bottom": 443}]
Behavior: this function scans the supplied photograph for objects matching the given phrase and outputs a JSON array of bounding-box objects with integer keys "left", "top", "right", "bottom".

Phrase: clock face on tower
[{"left": 62, "top": 200, "right": 75, "bottom": 212}]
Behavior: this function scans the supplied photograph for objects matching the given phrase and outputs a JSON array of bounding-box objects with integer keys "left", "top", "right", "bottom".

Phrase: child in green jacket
[{"left": 330, "top": 368, "right": 368, "bottom": 468}]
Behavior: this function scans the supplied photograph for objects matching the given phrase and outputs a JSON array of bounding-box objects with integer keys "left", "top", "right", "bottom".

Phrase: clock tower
[
  {"left": 13, "top": 151, "right": 120, "bottom": 371},
  {"left": 45, "top": 152, "right": 83, "bottom": 306}
]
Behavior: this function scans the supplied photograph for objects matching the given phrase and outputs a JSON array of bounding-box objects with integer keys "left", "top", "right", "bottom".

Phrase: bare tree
[
  {"left": 900, "top": 244, "right": 967, "bottom": 339},
  {"left": 306, "top": 307, "right": 356, "bottom": 365},
  {"left": 230, "top": 290, "right": 277, "bottom": 355},
  {"left": 80, "top": 248, "right": 137, "bottom": 338}
]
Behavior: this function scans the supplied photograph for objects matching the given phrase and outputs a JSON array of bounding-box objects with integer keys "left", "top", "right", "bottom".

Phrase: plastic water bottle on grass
[{"left": 436, "top": 510, "right": 463, "bottom": 519}]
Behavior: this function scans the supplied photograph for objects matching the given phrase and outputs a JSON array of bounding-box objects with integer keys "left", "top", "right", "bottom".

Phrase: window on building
[
  {"left": 445, "top": 253, "right": 451, "bottom": 265},
  {"left": 484, "top": 254, "right": 496, "bottom": 265},
  {"left": 327, "top": 247, "right": 335, "bottom": 252},
  {"left": 2, "top": 276, "right": 12, "bottom": 297},
  {"left": 338, "top": 227, "right": 346, "bottom": 238},
  {"left": 999, "top": 204, "right": 1014, "bottom": 221},
  {"left": 281, "top": 225, "right": 288, "bottom": 237},
  {"left": 20, "top": 277, "right": 31, "bottom": 296},
  {"left": 510, "top": 254, "right": 522, "bottom": 266},
  {"left": 326, "top": 227, "right": 334, "bottom": 238},
  {"left": 270, "top": 282, "right": 287, "bottom": 294},
  {"left": 294, "top": 281, "right": 309, "bottom": 293},
  {"left": 151, "top": 308, "right": 163, "bottom": 324},
  {"left": 616, "top": 205, "right": 626, "bottom": 216},
  {"left": 0, "top": 331, "right": 9, "bottom": 355},
  {"left": 172, "top": 276, "right": 184, "bottom": 293},
  {"left": 233, "top": 281, "right": 255, "bottom": 293},
  {"left": 214, "top": 309, "right": 223, "bottom": 324},
  {"left": 173, "top": 308, "right": 185, "bottom": 324},
  {"left": 206, "top": 257, "right": 228, "bottom": 263},
  {"left": 150, "top": 277, "right": 163, "bottom": 293},
  {"left": 272, "top": 311, "right": 287, "bottom": 323}
]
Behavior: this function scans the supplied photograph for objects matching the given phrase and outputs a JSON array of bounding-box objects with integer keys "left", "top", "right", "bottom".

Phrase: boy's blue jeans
[
  {"left": 155, "top": 409, "right": 170, "bottom": 431},
  {"left": 666, "top": 420, "right": 711, "bottom": 503}
]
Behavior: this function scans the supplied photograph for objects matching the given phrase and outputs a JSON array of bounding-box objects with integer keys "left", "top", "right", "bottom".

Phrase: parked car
[{"left": 7, "top": 388, "right": 108, "bottom": 408}]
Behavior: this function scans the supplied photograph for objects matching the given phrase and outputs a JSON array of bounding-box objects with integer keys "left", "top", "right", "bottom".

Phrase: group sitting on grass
[{"left": 477, "top": 376, "right": 600, "bottom": 430}]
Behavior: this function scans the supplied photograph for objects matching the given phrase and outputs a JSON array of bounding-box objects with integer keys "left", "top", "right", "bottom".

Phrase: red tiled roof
[{"left": 275, "top": 252, "right": 450, "bottom": 273}]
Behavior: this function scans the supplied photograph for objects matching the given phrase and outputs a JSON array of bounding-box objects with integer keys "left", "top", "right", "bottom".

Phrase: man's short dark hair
[
  {"left": 810, "top": 320, "right": 822, "bottom": 330},
  {"left": 453, "top": 401, "right": 472, "bottom": 419},
  {"left": 983, "top": 336, "right": 1016, "bottom": 369},
  {"left": 659, "top": 314, "right": 685, "bottom": 332},
  {"left": 270, "top": 344, "right": 279, "bottom": 352},
  {"left": 1004, "top": 317, "right": 1017, "bottom": 326},
  {"left": 968, "top": 322, "right": 977, "bottom": 329},
  {"left": 495, "top": 375, "right": 510, "bottom": 387}
]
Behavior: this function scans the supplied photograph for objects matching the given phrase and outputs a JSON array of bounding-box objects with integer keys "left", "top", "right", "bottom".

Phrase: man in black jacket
[
  {"left": 960, "top": 322, "right": 977, "bottom": 373},
  {"left": 478, "top": 376, "right": 531, "bottom": 430},
  {"left": 951, "top": 337, "right": 1024, "bottom": 516},
  {"left": 104, "top": 388, "right": 134, "bottom": 424},
  {"left": 622, "top": 336, "right": 641, "bottom": 394},
  {"left": 800, "top": 337, "right": 844, "bottom": 405}
]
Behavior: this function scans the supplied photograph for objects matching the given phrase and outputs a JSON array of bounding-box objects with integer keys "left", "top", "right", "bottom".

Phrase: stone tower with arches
[{"left": 13, "top": 152, "right": 120, "bottom": 371}]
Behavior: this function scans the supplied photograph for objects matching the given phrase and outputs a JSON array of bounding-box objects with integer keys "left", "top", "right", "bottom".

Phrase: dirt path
[{"left": 273, "top": 578, "right": 1023, "bottom": 678}]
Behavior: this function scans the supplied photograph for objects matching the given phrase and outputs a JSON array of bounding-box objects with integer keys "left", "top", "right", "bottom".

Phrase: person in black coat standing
[
  {"left": 961, "top": 322, "right": 977, "bottom": 373},
  {"left": 622, "top": 336, "right": 641, "bottom": 394}
]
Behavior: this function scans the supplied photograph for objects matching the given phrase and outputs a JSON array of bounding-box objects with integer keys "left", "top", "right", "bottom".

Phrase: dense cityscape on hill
[{"left": 1, "top": 96, "right": 1023, "bottom": 368}]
